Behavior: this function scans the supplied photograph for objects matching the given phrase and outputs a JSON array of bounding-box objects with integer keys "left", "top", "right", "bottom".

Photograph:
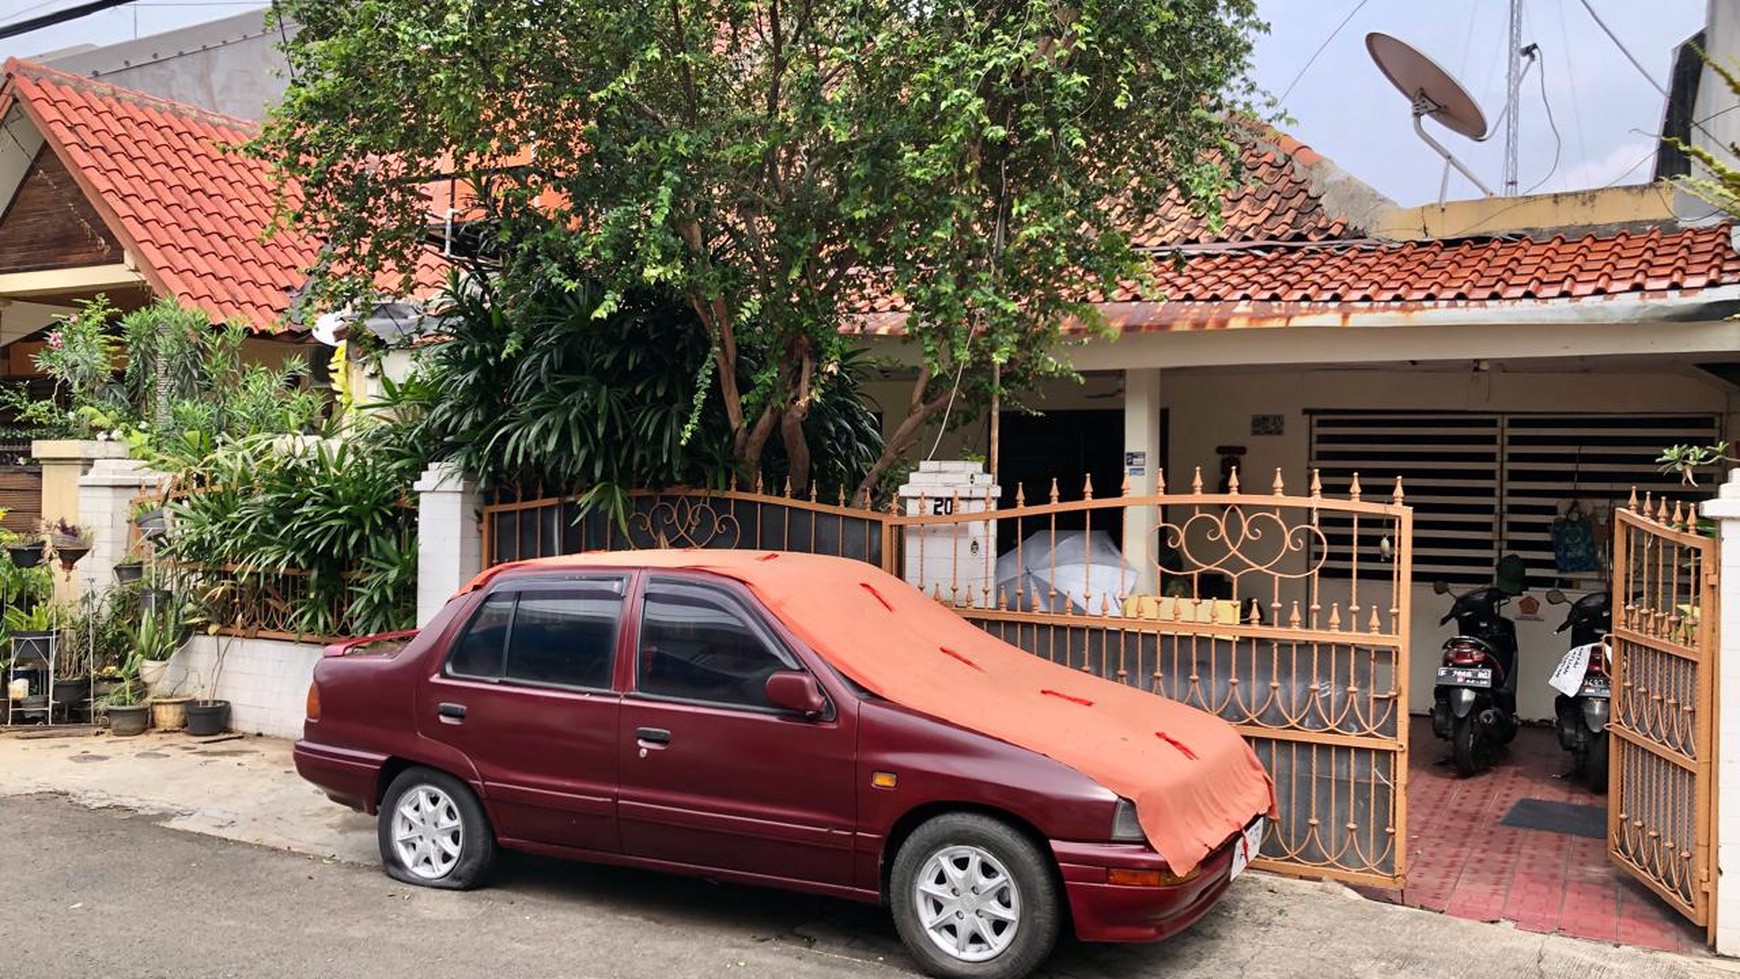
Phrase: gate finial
[
  {"left": 1083, "top": 473, "right": 1095, "bottom": 500},
  {"left": 1348, "top": 473, "right": 1362, "bottom": 502},
  {"left": 1049, "top": 478, "right": 1060, "bottom": 504},
  {"left": 1391, "top": 476, "right": 1404, "bottom": 505},
  {"left": 1227, "top": 468, "right": 1241, "bottom": 494},
  {"left": 1273, "top": 468, "right": 1285, "bottom": 495},
  {"left": 1156, "top": 468, "right": 1167, "bottom": 494},
  {"left": 1309, "top": 469, "right": 1323, "bottom": 499},
  {"left": 1191, "top": 466, "right": 1204, "bottom": 494}
]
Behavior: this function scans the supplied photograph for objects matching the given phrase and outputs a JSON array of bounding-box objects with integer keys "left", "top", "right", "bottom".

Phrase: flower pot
[
  {"left": 53, "top": 543, "right": 89, "bottom": 570},
  {"left": 184, "top": 700, "right": 230, "bottom": 737},
  {"left": 107, "top": 703, "right": 150, "bottom": 737},
  {"left": 138, "top": 658, "right": 170, "bottom": 690},
  {"left": 52, "top": 677, "right": 88, "bottom": 704},
  {"left": 134, "top": 509, "right": 165, "bottom": 535},
  {"left": 113, "top": 562, "right": 144, "bottom": 584},
  {"left": 6, "top": 542, "right": 42, "bottom": 568},
  {"left": 149, "top": 696, "right": 191, "bottom": 731}
]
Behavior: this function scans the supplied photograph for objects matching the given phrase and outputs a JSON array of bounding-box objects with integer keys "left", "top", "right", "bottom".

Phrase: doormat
[{"left": 1499, "top": 799, "right": 1607, "bottom": 839}]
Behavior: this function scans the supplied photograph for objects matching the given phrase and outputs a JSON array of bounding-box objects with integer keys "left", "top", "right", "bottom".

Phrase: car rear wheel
[
  {"left": 378, "top": 766, "right": 496, "bottom": 890},
  {"left": 890, "top": 813, "right": 1061, "bottom": 979}
]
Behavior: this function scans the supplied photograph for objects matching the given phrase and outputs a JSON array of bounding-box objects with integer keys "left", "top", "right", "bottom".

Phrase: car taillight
[{"left": 305, "top": 682, "right": 321, "bottom": 721}]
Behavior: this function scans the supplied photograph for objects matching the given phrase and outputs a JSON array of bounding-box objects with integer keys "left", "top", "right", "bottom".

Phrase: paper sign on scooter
[{"left": 1548, "top": 642, "right": 1600, "bottom": 697}]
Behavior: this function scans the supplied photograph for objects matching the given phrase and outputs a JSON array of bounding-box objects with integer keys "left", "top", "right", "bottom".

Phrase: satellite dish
[
  {"left": 1365, "top": 32, "right": 1496, "bottom": 199},
  {"left": 1366, "top": 33, "right": 1489, "bottom": 140}
]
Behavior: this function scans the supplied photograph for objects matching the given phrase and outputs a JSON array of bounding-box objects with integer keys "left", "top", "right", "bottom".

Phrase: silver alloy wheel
[
  {"left": 914, "top": 844, "right": 1022, "bottom": 962},
  {"left": 392, "top": 784, "right": 464, "bottom": 880}
]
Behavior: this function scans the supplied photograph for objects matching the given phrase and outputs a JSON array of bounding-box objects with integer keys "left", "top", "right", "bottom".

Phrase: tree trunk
[
  {"left": 780, "top": 402, "right": 812, "bottom": 493},
  {"left": 853, "top": 367, "right": 950, "bottom": 503}
]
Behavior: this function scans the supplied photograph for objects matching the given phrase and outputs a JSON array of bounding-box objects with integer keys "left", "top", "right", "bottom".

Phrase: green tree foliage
[
  {"left": 377, "top": 273, "right": 882, "bottom": 519},
  {"left": 258, "top": 0, "right": 1264, "bottom": 496}
]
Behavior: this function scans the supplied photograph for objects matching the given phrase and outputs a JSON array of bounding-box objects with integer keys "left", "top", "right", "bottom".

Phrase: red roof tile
[
  {"left": 1119, "top": 126, "right": 1358, "bottom": 247},
  {"left": 0, "top": 59, "right": 311, "bottom": 332},
  {"left": 1, "top": 60, "right": 446, "bottom": 335},
  {"left": 850, "top": 226, "right": 1740, "bottom": 333}
]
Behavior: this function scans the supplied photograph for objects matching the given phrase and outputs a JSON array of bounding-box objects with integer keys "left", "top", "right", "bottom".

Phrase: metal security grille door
[{"left": 1609, "top": 497, "right": 1718, "bottom": 938}]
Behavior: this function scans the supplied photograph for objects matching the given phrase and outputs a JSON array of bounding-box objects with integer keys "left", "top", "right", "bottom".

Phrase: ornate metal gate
[
  {"left": 480, "top": 469, "right": 1413, "bottom": 888},
  {"left": 1609, "top": 495, "right": 1719, "bottom": 939}
]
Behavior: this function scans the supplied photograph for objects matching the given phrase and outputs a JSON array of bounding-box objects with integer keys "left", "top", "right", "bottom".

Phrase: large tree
[{"left": 260, "top": 0, "right": 1263, "bottom": 496}]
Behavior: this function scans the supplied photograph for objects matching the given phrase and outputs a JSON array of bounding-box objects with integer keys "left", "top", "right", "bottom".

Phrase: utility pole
[{"left": 1503, "top": 0, "right": 1523, "bottom": 195}]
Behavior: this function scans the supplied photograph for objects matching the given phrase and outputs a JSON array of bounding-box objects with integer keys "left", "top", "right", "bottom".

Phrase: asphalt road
[{"left": 5, "top": 792, "right": 1736, "bottom": 979}]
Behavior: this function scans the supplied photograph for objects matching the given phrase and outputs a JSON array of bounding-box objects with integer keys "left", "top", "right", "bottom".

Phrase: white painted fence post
[
  {"left": 898, "top": 461, "right": 999, "bottom": 608},
  {"left": 1700, "top": 470, "right": 1740, "bottom": 954},
  {"left": 414, "top": 461, "right": 481, "bottom": 627}
]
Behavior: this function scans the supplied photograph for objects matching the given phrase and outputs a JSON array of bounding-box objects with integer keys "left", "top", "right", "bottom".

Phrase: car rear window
[{"left": 444, "top": 578, "right": 625, "bottom": 690}]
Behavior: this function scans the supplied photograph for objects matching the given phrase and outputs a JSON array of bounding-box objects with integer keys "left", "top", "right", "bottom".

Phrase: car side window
[
  {"left": 637, "top": 580, "right": 797, "bottom": 709},
  {"left": 503, "top": 584, "right": 623, "bottom": 690},
  {"left": 446, "top": 593, "right": 514, "bottom": 679}
]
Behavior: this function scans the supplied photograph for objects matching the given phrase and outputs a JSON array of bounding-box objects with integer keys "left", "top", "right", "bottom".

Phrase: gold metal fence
[
  {"left": 1609, "top": 494, "right": 1718, "bottom": 938},
  {"left": 478, "top": 468, "right": 1413, "bottom": 888}
]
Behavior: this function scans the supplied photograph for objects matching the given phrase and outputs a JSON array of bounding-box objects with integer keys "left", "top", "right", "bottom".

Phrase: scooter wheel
[
  {"left": 1452, "top": 714, "right": 1478, "bottom": 777},
  {"left": 1587, "top": 733, "right": 1609, "bottom": 795}
]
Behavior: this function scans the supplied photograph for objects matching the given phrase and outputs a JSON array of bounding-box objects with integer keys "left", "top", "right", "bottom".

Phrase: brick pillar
[{"left": 76, "top": 457, "right": 165, "bottom": 596}]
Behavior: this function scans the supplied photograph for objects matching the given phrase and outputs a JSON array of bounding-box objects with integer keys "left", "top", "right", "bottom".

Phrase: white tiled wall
[{"left": 158, "top": 635, "right": 323, "bottom": 740}]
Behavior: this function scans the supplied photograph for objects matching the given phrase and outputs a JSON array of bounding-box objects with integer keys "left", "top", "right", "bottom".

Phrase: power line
[
  {"left": 1525, "top": 49, "right": 1564, "bottom": 194},
  {"left": 0, "top": 0, "right": 138, "bottom": 42},
  {"left": 1576, "top": 0, "right": 1722, "bottom": 148},
  {"left": 1278, "top": 0, "right": 1373, "bottom": 106},
  {"left": 1553, "top": 0, "right": 1590, "bottom": 169}
]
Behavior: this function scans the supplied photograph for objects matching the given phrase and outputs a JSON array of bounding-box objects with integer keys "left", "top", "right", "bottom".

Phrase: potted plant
[
  {"left": 113, "top": 543, "right": 147, "bottom": 585},
  {"left": 127, "top": 606, "right": 182, "bottom": 695},
  {"left": 45, "top": 518, "right": 92, "bottom": 571},
  {"left": 183, "top": 586, "right": 234, "bottom": 736},
  {"left": 132, "top": 500, "right": 167, "bottom": 538},
  {"left": 4, "top": 602, "right": 58, "bottom": 664},
  {"left": 6, "top": 532, "right": 44, "bottom": 569},
  {"left": 129, "top": 607, "right": 190, "bottom": 730},
  {"left": 100, "top": 654, "right": 150, "bottom": 736}
]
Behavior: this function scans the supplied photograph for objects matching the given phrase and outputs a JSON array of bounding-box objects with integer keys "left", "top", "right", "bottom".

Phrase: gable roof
[{"left": 0, "top": 59, "right": 317, "bottom": 333}]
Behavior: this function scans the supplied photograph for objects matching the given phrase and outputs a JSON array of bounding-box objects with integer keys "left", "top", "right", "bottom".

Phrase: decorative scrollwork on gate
[
  {"left": 1157, "top": 504, "right": 1330, "bottom": 582},
  {"left": 629, "top": 495, "right": 743, "bottom": 550}
]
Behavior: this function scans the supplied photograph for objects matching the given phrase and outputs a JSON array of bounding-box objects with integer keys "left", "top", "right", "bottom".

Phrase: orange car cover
[{"left": 462, "top": 549, "right": 1276, "bottom": 875}]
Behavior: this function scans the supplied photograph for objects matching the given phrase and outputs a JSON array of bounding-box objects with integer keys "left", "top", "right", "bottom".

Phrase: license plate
[
  {"left": 1578, "top": 678, "right": 1611, "bottom": 699},
  {"left": 1437, "top": 666, "right": 1493, "bottom": 688},
  {"left": 1230, "top": 817, "right": 1265, "bottom": 881}
]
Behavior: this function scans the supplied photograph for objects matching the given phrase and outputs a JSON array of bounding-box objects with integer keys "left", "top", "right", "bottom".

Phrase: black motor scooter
[
  {"left": 1431, "top": 581, "right": 1521, "bottom": 775},
  {"left": 1544, "top": 588, "right": 1613, "bottom": 793}
]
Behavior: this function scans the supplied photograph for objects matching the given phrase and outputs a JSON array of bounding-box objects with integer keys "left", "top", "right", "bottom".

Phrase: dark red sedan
[{"left": 295, "top": 551, "right": 1272, "bottom": 979}]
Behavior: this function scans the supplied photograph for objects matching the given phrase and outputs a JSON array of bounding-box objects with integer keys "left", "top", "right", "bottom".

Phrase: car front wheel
[
  {"left": 890, "top": 813, "right": 1062, "bottom": 979},
  {"left": 378, "top": 766, "right": 496, "bottom": 890}
]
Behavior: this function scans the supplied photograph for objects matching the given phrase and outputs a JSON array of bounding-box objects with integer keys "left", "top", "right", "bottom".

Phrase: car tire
[
  {"left": 889, "top": 813, "right": 1062, "bottom": 979},
  {"left": 378, "top": 766, "right": 496, "bottom": 890}
]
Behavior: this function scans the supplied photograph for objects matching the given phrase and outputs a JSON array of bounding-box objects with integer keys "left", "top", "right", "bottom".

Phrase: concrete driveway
[{"left": 2, "top": 730, "right": 1734, "bottom": 979}]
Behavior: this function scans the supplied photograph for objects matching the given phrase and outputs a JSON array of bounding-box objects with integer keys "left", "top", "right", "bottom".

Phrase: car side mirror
[
  {"left": 1431, "top": 580, "right": 1450, "bottom": 595},
  {"left": 765, "top": 671, "right": 828, "bottom": 718},
  {"left": 1545, "top": 589, "right": 1568, "bottom": 605}
]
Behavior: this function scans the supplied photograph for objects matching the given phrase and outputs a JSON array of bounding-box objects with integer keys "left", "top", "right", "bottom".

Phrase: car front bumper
[
  {"left": 292, "top": 740, "right": 387, "bottom": 814},
  {"left": 1051, "top": 830, "right": 1242, "bottom": 943}
]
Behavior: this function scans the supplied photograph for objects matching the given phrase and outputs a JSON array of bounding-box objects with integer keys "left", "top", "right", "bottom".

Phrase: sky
[{"left": 0, "top": 0, "right": 1716, "bottom": 208}]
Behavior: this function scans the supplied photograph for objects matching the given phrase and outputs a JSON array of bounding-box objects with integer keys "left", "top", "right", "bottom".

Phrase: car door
[
  {"left": 617, "top": 575, "right": 858, "bottom": 887},
  {"left": 421, "top": 575, "right": 627, "bottom": 854}
]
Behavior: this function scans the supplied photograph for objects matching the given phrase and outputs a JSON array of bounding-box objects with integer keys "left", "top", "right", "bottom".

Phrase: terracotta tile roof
[
  {"left": 1, "top": 59, "right": 315, "bottom": 333},
  {"left": 850, "top": 225, "right": 1740, "bottom": 333},
  {"left": 1, "top": 60, "right": 448, "bottom": 335},
  {"left": 1119, "top": 130, "right": 1354, "bottom": 247}
]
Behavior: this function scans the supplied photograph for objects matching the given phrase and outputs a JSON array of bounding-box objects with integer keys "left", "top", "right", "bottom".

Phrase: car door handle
[
  {"left": 636, "top": 727, "right": 671, "bottom": 745},
  {"left": 437, "top": 702, "right": 467, "bottom": 721}
]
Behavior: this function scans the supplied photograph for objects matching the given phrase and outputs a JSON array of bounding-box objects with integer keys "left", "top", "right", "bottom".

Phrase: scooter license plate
[
  {"left": 1230, "top": 816, "right": 1266, "bottom": 881},
  {"left": 1437, "top": 666, "right": 1493, "bottom": 688},
  {"left": 1578, "top": 678, "right": 1611, "bottom": 699}
]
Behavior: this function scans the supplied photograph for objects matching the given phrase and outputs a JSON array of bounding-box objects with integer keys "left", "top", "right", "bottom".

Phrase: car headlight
[{"left": 1111, "top": 798, "right": 1145, "bottom": 842}]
